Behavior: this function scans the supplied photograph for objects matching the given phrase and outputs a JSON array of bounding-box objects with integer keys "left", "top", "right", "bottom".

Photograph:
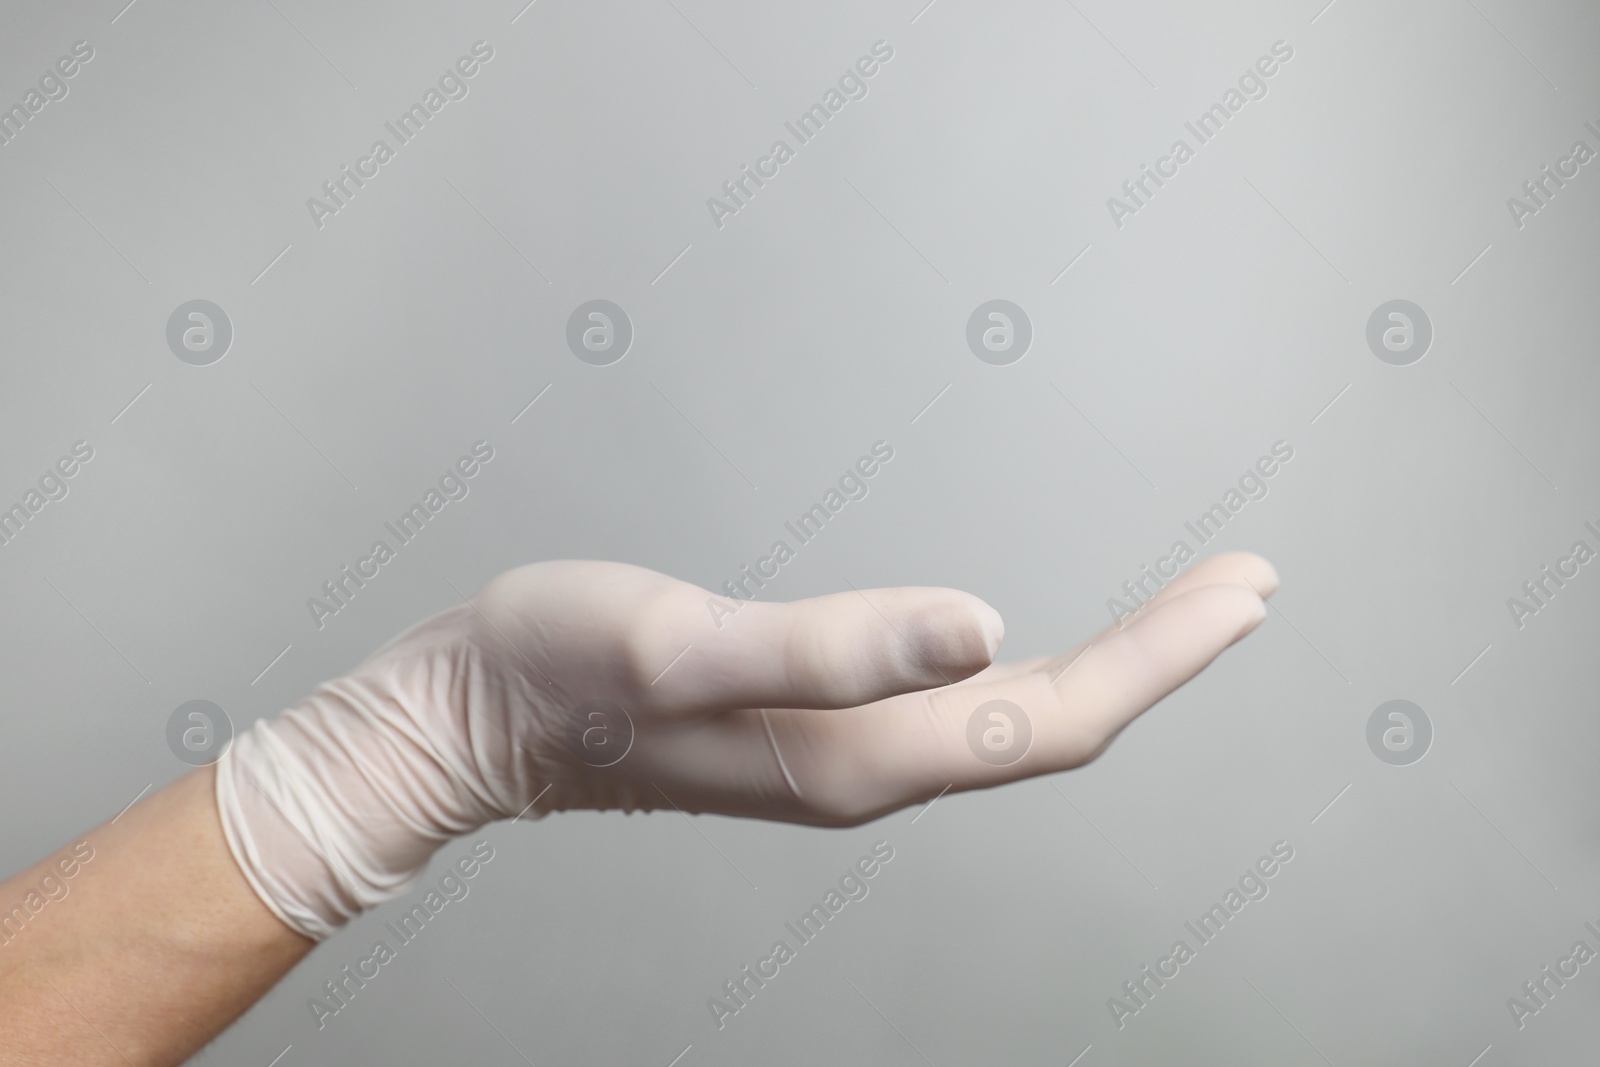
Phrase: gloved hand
[{"left": 216, "top": 554, "right": 1274, "bottom": 940}]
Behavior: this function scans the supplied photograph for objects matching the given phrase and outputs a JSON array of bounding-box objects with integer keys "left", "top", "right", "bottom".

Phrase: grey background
[{"left": 1, "top": 0, "right": 1597, "bottom": 1062}]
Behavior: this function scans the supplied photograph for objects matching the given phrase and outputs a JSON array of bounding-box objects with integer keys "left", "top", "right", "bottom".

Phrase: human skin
[
  {"left": 0, "top": 553, "right": 1274, "bottom": 1064},
  {"left": 0, "top": 767, "right": 312, "bottom": 1066}
]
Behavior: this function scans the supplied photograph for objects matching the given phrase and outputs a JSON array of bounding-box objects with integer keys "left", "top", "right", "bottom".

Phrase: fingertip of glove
[
  {"left": 1213, "top": 582, "right": 1268, "bottom": 639},
  {"left": 1215, "top": 551, "right": 1278, "bottom": 600},
  {"left": 976, "top": 600, "right": 1005, "bottom": 661},
  {"left": 901, "top": 590, "right": 1004, "bottom": 682}
]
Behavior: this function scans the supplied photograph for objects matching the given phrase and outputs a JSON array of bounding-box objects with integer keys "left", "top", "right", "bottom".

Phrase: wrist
[{"left": 214, "top": 606, "right": 517, "bottom": 941}]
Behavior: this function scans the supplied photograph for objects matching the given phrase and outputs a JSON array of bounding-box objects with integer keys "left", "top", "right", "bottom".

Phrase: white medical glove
[{"left": 216, "top": 554, "right": 1274, "bottom": 940}]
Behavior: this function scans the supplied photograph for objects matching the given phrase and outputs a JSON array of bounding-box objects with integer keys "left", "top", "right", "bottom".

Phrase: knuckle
[
  {"left": 474, "top": 567, "right": 533, "bottom": 634},
  {"left": 616, "top": 588, "right": 695, "bottom": 691}
]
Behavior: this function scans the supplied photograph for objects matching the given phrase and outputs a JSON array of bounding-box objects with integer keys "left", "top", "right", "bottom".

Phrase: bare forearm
[{"left": 0, "top": 767, "right": 310, "bottom": 1066}]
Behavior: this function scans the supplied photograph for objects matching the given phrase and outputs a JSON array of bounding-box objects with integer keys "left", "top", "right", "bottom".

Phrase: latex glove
[{"left": 216, "top": 554, "right": 1274, "bottom": 940}]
